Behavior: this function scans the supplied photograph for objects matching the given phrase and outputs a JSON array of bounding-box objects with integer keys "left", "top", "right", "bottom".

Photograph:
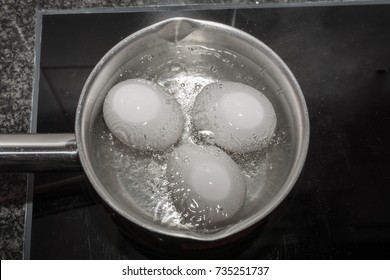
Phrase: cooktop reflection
[{"left": 30, "top": 4, "right": 390, "bottom": 259}]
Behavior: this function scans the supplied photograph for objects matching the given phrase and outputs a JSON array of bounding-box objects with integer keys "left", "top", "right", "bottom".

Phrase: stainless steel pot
[{"left": 0, "top": 18, "right": 309, "bottom": 242}]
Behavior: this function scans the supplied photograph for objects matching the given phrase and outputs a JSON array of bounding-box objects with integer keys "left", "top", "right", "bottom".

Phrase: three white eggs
[{"left": 103, "top": 78, "right": 277, "bottom": 227}]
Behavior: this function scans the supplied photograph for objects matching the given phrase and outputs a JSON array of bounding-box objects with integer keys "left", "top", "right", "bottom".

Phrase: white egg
[
  {"left": 193, "top": 81, "right": 277, "bottom": 153},
  {"left": 103, "top": 79, "right": 184, "bottom": 151},
  {"left": 167, "top": 144, "right": 246, "bottom": 228}
]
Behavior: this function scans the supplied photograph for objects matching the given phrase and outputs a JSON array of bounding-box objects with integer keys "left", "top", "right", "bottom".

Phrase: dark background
[{"left": 30, "top": 5, "right": 390, "bottom": 259}]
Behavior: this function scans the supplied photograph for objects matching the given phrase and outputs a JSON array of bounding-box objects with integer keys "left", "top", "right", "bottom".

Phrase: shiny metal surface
[
  {"left": 76, "top": 17, "right": 310, "bottom": 241},
  {"left": 0, "top": 133, "right": 80, "bottom": 172}
]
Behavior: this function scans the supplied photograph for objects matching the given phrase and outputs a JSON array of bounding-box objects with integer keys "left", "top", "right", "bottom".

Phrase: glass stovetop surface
[{"left": 30, "top": 4, "right": 390, "bottom": 259}]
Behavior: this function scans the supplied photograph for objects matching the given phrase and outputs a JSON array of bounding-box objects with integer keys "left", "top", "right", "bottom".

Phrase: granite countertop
[{"left": 0, "top": 0, "right": 365, "bottom": 259}]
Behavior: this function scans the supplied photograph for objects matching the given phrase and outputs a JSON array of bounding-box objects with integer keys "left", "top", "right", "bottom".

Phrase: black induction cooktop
[{"left": 28, "top": 4, "right": 390, "bottom": 259}]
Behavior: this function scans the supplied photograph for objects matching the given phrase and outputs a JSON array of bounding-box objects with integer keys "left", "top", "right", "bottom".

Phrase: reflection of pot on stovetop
[{"left": 0, "top": 18, "right": 309, "bottom": 255}]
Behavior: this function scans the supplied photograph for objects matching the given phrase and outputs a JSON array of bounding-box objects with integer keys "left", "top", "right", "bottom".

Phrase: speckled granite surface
[
  {"left": 0, "top": 0, "right": 371, "bottom": 259},
  {"left": 0, "top": 0, "right": 36, "bottom": 260}
]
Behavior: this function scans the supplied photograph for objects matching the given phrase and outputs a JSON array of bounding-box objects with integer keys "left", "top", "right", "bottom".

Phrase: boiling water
[{"left": 94, "top": 44, "right": 294, "bottom": 233}]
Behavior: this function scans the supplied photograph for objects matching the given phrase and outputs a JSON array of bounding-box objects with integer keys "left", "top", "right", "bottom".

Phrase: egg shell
[
  {"left": 103, "top": 79, "right": 184, "bottom": 151},
  {"left": 193, "top": 81, "right": 277, "bottom": 153},
  {"left": 167, "top": 144, "right": 247, "bottom": 228}
]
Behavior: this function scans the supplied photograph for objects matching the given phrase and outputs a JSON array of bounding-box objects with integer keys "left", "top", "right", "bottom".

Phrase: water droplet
[
  {"left": 210, "top": 65, "right": 218, "bottom": 73},
  {"left": 259, "top": 68, "right": 266, "bottom": 77}
]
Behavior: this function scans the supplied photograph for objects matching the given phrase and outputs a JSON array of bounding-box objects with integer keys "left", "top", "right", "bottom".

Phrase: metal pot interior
[{"left": 76, "top": 17, "right": 309, "bottom": 241}]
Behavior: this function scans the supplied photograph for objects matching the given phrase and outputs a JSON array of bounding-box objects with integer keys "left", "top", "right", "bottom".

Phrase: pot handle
[{"left": 0, "top": 133, "right": 82, "bottom": 172}]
